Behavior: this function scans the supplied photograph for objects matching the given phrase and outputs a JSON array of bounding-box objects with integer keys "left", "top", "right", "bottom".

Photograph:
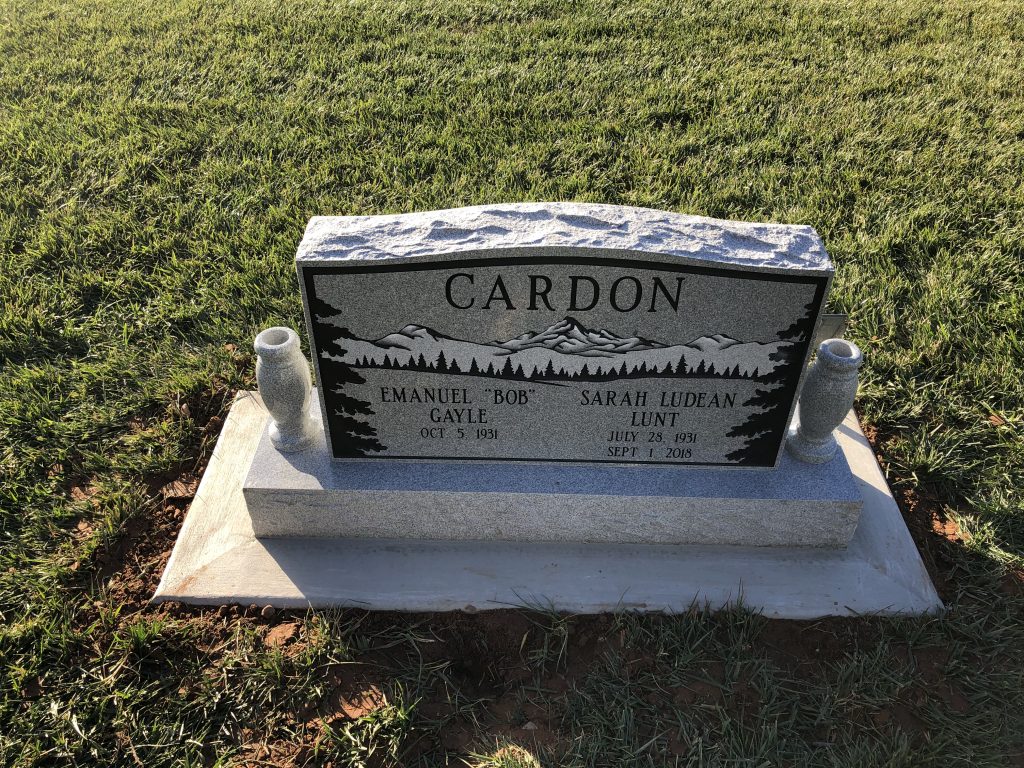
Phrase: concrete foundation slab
[{"left": 154, "top": 392, "right": 943, "bottom": 618}]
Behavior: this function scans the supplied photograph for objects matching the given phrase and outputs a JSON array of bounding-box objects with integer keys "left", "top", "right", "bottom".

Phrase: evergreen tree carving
[
  {"left": 308, "top": 295, "right": 385, "bottom": 457},
  {"left": 725, "top": 300, "right": 816, "bottom": 465}
]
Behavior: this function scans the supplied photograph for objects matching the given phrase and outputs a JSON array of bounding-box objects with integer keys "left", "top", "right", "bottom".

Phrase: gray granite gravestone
[
  {"left": 242, "top": 203, "right": 862, "bottom": 547},
  {"left": 155, "top": 203, "right": 942, "bottom": 616},
  {"left": 297, "top": 208, "right": 828, "bottom": 468}
]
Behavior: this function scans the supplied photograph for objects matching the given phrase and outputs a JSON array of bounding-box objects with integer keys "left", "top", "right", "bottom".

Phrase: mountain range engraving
[
  {"left": 308, "top": 289, "right": 817, "bottom": 465},
  {"left": 323, "top": 316, "right": 782, "bottom": 382}
]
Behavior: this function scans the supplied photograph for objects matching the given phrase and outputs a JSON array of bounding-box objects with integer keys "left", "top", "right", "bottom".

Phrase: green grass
[{"left": 1, "top": 0, "right": 1023, "bottom": 764}]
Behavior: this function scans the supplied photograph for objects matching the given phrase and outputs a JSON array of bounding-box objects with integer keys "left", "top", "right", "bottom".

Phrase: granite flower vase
[
  {"left": 786, "top": 338, "right": 864, "bottom": 464},
  {"left": 255, "top": 326, "right": 316, "bottom": 453}
]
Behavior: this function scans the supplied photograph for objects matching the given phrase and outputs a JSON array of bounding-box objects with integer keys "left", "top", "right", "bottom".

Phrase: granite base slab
[
  {"left": 153, "top": 392, "right": 942, "bottom": 617},
  {"left": 242, "top": 390, "right": 862, "bottom": 548}
]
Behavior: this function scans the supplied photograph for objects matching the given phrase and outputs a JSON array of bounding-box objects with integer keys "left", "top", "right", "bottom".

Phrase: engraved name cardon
[
  {"left": 296, "top": 204, "right": 833, "bottom": 467},
  {"left": 444, "top": 273, "right": 686, "bottom": 313}
]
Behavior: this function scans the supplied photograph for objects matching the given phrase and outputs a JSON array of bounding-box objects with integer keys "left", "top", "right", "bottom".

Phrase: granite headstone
[
  {"left": 155, "top": 204, "right": 941, "bottom": 615},
  {"left": 296, "top": 203, "right": 831, "bottom": 468},
  {"left": 242, "top": 203, "right": 862, "bottom": 547}
]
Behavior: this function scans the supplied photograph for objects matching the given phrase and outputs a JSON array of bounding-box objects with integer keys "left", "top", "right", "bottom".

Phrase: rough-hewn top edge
[{"left": 296, "top": 203, "right": 832, "bottom": 272}]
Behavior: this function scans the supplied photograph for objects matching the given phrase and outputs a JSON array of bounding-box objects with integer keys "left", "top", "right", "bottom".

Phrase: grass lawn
[{"left": 2, "top": 0, "right": 1023, "bottom": 764}]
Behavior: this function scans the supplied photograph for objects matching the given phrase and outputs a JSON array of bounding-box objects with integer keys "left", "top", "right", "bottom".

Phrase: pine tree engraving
[
  {"left": 308, "top": 295, "right": 385, "bottom": 457},
  {"left": 725, "top": 300, "right": 816, "bottom": 465}
]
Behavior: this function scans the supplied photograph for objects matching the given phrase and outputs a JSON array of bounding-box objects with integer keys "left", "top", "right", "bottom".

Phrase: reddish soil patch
[
  {"left": 264, "top": 621, "right": 301, "bottom": 650},
  {"left": 332, "top": 681, "right": 386, "bottom": 720},
  {"left": 69, "top": 479, "right": 101, "bottom": 504},
  {"left": 759, "top": 616, "right": 882, "bottom": 673},
  {"left": 1001, "top": 569, "right": 1024, "bottom": 597},
  {"left": 160, "top": 475, "right": 199, "bottom": 502}
]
